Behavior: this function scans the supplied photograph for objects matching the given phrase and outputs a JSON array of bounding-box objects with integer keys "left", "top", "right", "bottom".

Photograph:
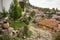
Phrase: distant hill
[{"left": 27, "top": 2, "right": 60, "bottom": 12}]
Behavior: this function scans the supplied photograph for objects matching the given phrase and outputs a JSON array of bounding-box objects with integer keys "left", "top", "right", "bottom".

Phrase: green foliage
[
  {"left": 46, "top": 12, "right": 52, "bottom": 18},
  {"left": 18, "top": 16, "right": 32, "bottom": 37},
  {"left": 0, "top": 8, "right": 8, "bottom": 19},
  {"left": 10, "top": 20, "right": 32, "bottom": 38},
  {"left": 0, "top": 12, "right": 3, "bottom": 19},
  {"left": 9, "top": 0, "right": 22, "bottom": 21},
  {"left": 41, "top": 15, "right": 45, "bottom": 18},
  {"left": 56, "top": 8, "right": 59, "bottom": 12},
  {"left": 23, "top": 0, "right": 28, "bottom": 5},
  {"left": 27, "top": 16, "right": 31, "bottom": 21},
  {"left": 8, "top": 0, "right": 33, "bottom": 38},
  {"left": 52, "top": 8, "right": 56, "bottom": 12},
  {"left": 26, "top": 9, "right": 29, "bottom": 12},
  {"left": 30, "top": 11, "right": 35, "bottom": 17},
  {"left": 20, "top": 11, "right": 35, "bottom": 25},
  {"left": 2, "top": 8, "right": 8, "bottom": 17},
  {"left": 52, "top": 8, "right": 56, "bottom": 14},
  {"left": 26, "top": 30, "right": 32, "bottom": 37},
  {"left": 0, "top": 36, "right": 23, "bottom": 40},
  {"left": 43, "top": 8, "right": 50, "bottom": 13},
  {"left": 55, "top": 35, "right": 60, "bottom": 40},
  {"left": 56, "top": 18, "right": 60, "bottom": 21},
  {"left": 20, "top": 17, "right": 29, "bottom": 25},
  {"left": 23, "top": 26, "right": 28, "bottom": 36},
  {"left": 17, "top": 27, "right": 32, "bottom": 38},
  {"left": 10, "top": 21, "right": 27, "bottom": 29},
  {"left": 56, "top": 36, "right": 60, "bottom": 40},
  {"left": 23, "top": 0, "right": 27, "bottom": 3},
  {"left": 41, "top": 15, "right": 45, "bottom": 20}
]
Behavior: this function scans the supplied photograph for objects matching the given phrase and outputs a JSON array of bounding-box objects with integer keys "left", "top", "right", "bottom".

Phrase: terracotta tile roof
[{"left": 35, "top": 18, "right": 58, "bottom": 28}]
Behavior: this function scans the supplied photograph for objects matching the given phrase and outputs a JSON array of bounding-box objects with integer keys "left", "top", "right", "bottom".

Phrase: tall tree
[
  {"left": 56, "top": 8, "right": 59, "bottom": 12},
  {"left": 9, "top": 0, "right": 22, "bottom": 21},
  {"left": 52, "top": 8, "right": 56, "bottom": 14}
]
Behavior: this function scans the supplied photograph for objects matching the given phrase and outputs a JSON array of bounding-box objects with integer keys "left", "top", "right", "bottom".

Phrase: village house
[
  {"left": 0, "top": 0, "right": 25, "bottom": 12},
  {"left": 52, "top": 12, "right": 60, "bottom": 23},
  {"left": 35, "top": 10, "right": 45, "bottom": 19},
  {"left": 0, "top": 0, "right": 13, "bottom": 12},
  {"left": 28, "top": 8, "right": 45, "bottom": 19},
  {"left": 24, "top": 7, "right": 45, "bottom": 19}
]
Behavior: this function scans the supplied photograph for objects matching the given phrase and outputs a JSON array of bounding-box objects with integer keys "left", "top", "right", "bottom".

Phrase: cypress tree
[{"left": 9, "top": 0, "right": 22, "bottom": 21}]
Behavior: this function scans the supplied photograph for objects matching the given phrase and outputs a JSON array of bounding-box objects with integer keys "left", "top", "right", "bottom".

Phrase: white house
[
  {"left": 0, "top": 0, "right": 3, "bottom": 12},
  {"left": 0, "top": 0, "right": 24, "bottom": 12},
  {"left": 0, "top": 0, "right": 13, "bottom": 12}
]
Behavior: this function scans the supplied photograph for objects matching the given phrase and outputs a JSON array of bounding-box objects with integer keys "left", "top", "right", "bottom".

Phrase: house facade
[
  {"left": 0, "top": 0, "right": 24, "bottom": 12},
  {"left": 0, "top": 0, "right": 13, "bottom": 12},
  {"left": 52, "top": 12, "right": 60, "bottom": 23}
]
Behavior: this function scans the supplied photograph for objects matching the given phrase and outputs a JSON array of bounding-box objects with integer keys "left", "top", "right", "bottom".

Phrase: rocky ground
[{"left": 24, "top": 24, "right": 57, "bottom": 40}]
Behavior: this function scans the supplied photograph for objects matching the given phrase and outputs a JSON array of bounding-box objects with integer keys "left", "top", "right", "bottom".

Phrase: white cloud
[{"left": 29, "top": 0, "right": 60, "bottom": 9}]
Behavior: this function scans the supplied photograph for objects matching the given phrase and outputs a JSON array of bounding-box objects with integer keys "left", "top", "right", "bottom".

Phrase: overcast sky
[{"left": 29, "top": 0, "right": 60, "bottom": 9}]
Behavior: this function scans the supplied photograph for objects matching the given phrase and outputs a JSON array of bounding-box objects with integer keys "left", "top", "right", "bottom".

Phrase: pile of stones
[{"left": 0, "top": 20, "right": 18, "bottom": 37}]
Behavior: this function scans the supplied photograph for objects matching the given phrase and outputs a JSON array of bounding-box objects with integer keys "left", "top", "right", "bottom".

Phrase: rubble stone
[{"left": 0, "top": 27, "right": 18, "bottom": 37}]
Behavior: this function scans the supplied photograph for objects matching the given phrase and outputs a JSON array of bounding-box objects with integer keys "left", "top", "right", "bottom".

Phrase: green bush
[
  {"left": 0, "top": 8, "right": 8, "bottom": 19},
  {"left": 9, "top": 0, "right": 22, "bottom": 21},
  {"left": 56, "top": 18, "right": 60, "bottom": 21},
  {"left": 55, "top": 35, "right": 60, "bottom": 40},
  {"left": 30, "top": 11, "right": 35, "bottom": 17},
  {"left": 26, "top": 30, "right": 32, "bottom": 37},
  {"left": 55, "top": 32, "right": 60, "bottom": 40},
  {"left": 0, "top": 36, "right": 23, "bottom": 40},
  {"left": 10, "top": 21, "right": 27, "bottom": 29}
]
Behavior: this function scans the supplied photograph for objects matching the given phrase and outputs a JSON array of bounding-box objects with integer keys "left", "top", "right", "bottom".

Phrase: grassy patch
[
  {"left": 10, "top": 21, "right": 27, "bottom": 29},
  {"left": 0, "top": 36, "right": 23, "bottom": 40},
  {"left": 9, "top": 21, "right": 32, "bottom": 38},
  {"left": 55, "top": 35, "right": 60, "bottom": 40},
  {"left": 26, "top": 30, "right": 32, "bottom": 37}
]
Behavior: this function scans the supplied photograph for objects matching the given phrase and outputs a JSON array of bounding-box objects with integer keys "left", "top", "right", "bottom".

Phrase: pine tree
[{"left": 9, "top": 0, "right": 22, "bottom": 21}]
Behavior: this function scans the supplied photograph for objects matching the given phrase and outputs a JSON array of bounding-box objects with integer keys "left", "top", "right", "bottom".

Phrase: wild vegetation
[
  {"left": 0, "top": 0, "right": 35, "bottom": 40},
  {"left": 0, "top": 0, "right": 60, "bottom": 40},
  {"left": 0, "top": 8, "right": 8, "bottom": 19}
]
